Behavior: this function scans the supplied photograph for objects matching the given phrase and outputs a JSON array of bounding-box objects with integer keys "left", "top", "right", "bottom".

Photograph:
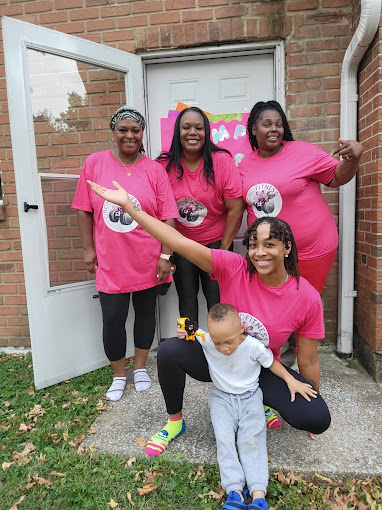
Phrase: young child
[{"left": 178, "top": 303, "right": 317, "bottom": 510}]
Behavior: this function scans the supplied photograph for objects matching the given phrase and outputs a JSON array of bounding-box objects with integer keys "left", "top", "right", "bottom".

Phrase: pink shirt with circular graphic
[
  {"left": 210, "top": 249, "right": 324, "bottom": 361},
  {"left": 239, "top": 140, "right": 338, "bottom": 260},
  {"left": 161, "top": 151, "right": 242, "bottom": 245},
  {"left": 72, "top": 151, "right": 178, "bottom": 294}
]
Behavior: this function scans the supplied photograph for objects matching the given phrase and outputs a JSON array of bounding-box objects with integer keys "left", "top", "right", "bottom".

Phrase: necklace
[{"left": 116, "top": 149, "right": 140, "bottom": 176}]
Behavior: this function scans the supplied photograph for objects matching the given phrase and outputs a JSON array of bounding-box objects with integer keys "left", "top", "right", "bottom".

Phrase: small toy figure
[{"left": 177, "top": 317, "right": 205, "bottom": 343}]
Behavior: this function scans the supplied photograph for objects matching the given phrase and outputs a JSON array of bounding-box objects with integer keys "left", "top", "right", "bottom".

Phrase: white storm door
[
  {"left": 145, "top": 48, "right": 280, "bottom": 337},
  {"left": 2, "top": 17, "right": 145, "bottom": 389}
]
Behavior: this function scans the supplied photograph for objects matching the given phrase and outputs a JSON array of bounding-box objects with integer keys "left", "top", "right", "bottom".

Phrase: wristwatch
[{"left": 160, "top": 253, "right": 171, "bottom": 261}]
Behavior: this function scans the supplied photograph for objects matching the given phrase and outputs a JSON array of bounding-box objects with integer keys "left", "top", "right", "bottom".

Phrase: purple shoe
[
  {"left": 222, "top": 490, "right": 248, "bottom": 509},
  {"left": 248, "top": 498, "right": 268, "bottom": 510}
]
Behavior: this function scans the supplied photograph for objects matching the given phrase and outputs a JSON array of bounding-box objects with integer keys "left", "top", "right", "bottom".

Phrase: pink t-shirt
[
  {"left": 162, "top": 151, "right": 242, "bottom": 245},
  {"left": 210, "top": 249, "right": 324, "bottom": 361},
  {"left": 72, "top": 151, "right": 178, "bottom": 293},
  {"left": 239, "top": 140, "right": 339, "bottom": 260}
]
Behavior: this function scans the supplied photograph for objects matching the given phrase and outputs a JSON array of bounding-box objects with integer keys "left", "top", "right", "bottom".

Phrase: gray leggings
[{"left": 209, "top": 387, "right": 268, "bottom": 496}]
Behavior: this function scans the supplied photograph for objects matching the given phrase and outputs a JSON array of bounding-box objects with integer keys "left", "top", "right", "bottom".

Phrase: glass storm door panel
[{"left": 3, "top": 17, "right": 144, "bottom": 389}]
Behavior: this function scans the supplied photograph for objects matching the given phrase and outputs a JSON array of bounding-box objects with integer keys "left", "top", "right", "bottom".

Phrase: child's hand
[
  {"left": 286, "top": 377, "right": 318, "bottom": 402},
  {"left": 177, "top": 327, "right": 187, "bottom": 340}
]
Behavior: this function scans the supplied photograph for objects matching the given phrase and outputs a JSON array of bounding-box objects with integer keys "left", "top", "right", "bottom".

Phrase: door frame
[{"left": 140, "top": 41, "right": 285, "bottom": 155}]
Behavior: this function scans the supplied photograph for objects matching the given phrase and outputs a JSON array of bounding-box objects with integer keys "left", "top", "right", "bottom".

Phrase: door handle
[{"left": 24, "top": 202, "right": 38, "bottom": 212}]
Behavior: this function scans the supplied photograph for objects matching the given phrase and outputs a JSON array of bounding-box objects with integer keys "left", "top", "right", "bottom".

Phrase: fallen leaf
[
  {"left": 26, "top": 405, "right": 45, "bottom": 419},
  {"left": 126, "top": 385, "right": 132, "bottom": 392},
  {"left": 62, "top": 402, "right": 71, "bottom": 409},
  {"left": 198, "top": 490, "right": 223, "bottom": 501},
  {"left": 0, "top": 422, "right": 10, "bottom": 430},
  {"left": 36, "top": 453, "right": 46, "bottom": 463},
  {"left": 32, "top": 474, "right": 53, "bottom": 487},
  {"left": 108, "top": 498, "right": 118, "bottom": 508},
  {"left": 88, "top": 426, "right": 96, "bottom": 434},
  {"left": 315, "top": 472, "right": 333, "bottom": 484},
  {"left": 63, "top": 430, "right": 69, "bottom": 442},
  {"left": 136, "top": 483, "right": 157, "bottom": 496},
  {"left": 2, "top": 461, "right": 13, "bottom": 471},
  {"left": 19, "top": 475, "right": 36, "bottom": 490},
  {"left": 277, "top": 469, "right": 286, "bottom": 484},
  {"left": 89, "top": 444, "right": 99, "bottom": 454},
  {"left": 9, "top": 495, "right": 25, "bottom": 510},
  {"left": 3, "top": 401, "right": 10, "bottom": 407},
  {"left": 69, "top": 434, "right": 85, "bottom": 448},
  {"left": 50, "top": 471, "right": 64, "bottom": 477},
  {"left": 108, "top": 419, "right": 116, "bottom": 426},
  {"left": 96, "top": 400, "right": 110, "bottom": 411},
  {"left": 136, "top": 437, "right": 147, "bottom": 448},
  {"left": 18, "top": 423, "right": 33, "bottom": 433},
  {"left": 267, "top": 452, "right": 272, "bottom": 462},
  {"left": 25, "top": 388, "right": 35, "bottom": 396},
  {"left": 126, "top": 491, "right": 135, "bottom": 506},
  {"left": 127, "top": 457, "right": 136, "bottom": 467}
]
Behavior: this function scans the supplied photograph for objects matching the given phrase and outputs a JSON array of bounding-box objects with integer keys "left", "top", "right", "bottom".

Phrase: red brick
[
  {"left": 132, "top": 1, "right": 163, "bottom": 14},
  {"left": 70, "top": 7, "right": 99, "bottom": 20},
  {"left": 25, "top": 0, "right": 53, "bottom": 13},
  {"left": 182, "top": 9, "right": 212, "bottom": 22},
  {"left": 40, "top": 11, "right": 68, "bottom": 23},
  {"left": 0, "top": 4, "right": 23, "bottom": 15},
  {"left": 118, "top": 15, "right": 148, "bottom": 28},
  {"left": 287, "top": 0, "right": 318, "bottom": 10},
  {"left": 165, "top": 0, "right": 195, "bottom": 8},
  {"left": 322, "top": 0, "right": 351, "bottom": 6},
  {"left": 102, "top": 29, "right": 134, "bottom": 42},
  {"left": 55, "top": 0, "right": 84, "bottom": 8},
  {"left": 199, "top": 0, "right": 227, "bottom": 5},
  {"left": 215, "top": 5, "right": 246, "bottom": 18},
  {"left": 55, "top": 22, "right": 85, "bottom": 34}
]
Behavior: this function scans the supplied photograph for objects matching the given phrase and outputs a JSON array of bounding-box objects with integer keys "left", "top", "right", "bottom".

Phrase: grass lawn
[{"left": 0, "top": 353, "right": 381, "bottom": 510}]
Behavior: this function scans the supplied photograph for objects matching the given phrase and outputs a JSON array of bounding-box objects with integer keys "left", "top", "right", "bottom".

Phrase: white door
[
  {"left": 145, "top": 51, "right": 279, "bottom": 337},
  {"left": 2, "top": 17, "right": 145, "bottom": 389}
]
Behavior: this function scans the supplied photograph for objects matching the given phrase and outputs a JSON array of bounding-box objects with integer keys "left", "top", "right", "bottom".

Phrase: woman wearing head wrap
[{"left": 72, "top": 106, "right": 178, "bottom": 401}]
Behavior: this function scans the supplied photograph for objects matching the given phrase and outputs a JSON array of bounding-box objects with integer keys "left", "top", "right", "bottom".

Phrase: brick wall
[
  {"left": 0, "top": 0, "right": 367, "bottom": 347},
  {"left": 355, "top": 22, "right": 382, "bottom": 357}
]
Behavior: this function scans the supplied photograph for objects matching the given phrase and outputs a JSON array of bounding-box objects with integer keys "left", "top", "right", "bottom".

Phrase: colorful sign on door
[{"left": 160, "top": 110, "right": 252, "bottom": 166}]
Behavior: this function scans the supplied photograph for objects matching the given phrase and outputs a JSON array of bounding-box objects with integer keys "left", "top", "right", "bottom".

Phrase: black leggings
[
  {"left": 157, "top": 337, "right": 331, "bottom": 434},
  {"left": 173, "top": 240, "right": 232, "bottom": 322},
  {"left": 99, "top": 287, "right": 158, "bottom": 361}
]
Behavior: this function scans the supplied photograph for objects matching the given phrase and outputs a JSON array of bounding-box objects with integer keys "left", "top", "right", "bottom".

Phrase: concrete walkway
[{"left": 82, "top": 347, "right": 382, "bottom": 479}]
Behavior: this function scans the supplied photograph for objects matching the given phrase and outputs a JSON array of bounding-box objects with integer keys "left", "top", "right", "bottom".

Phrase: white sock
[
  {"left": 133, "top": 369, "right": 151, "bottom": 392},
  {"left": 106, "top": 376, "right": 126, "bottom": 401}
]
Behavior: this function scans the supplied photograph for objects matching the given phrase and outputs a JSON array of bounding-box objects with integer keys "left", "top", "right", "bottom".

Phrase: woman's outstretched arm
[{"left": 87, "top": 180, "right": 213, "bottom": 273}]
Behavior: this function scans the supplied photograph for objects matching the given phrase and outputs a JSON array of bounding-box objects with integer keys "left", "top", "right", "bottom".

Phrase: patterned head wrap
[{"left": 109, "top": 106, "right": 146, "bottom": 131}]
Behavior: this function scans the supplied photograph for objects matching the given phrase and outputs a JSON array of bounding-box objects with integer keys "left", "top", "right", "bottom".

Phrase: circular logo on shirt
[
  {"left": 102, "top": 194, "right": 139, "bottom": 233},
  {"left": 246, "top": 183, "right": 282, "bottom": 218},
  {"left": 239, "top": 312, "right": 269, "bottom": 346},
  {"left": 177, "top": 197, "right": 207, "bottom": 227}
]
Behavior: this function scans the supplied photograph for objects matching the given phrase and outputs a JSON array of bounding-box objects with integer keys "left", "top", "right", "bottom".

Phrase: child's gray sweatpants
[{"left": 209, "top": 386, "right": 268, "bottom": 496}]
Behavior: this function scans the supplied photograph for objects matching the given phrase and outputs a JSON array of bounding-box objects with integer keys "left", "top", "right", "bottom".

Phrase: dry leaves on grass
[
  {"left": 18, "top": 423, "right": 34, "bottom": 434},
  {"left": 9, "top": 495, "right": 25, "bottom": 510},
  {"left": 12, "top": 442, "right": 36, "bottom": 465},
  {"left": 198, "top": 484, "right": 225, "bottom": 502},
  {"left": 126, "top": 491, "right": 135, "bottom": 506},
  {"left": 126, "top": 457, "right": 136, "bottom": 467},
  {"left": 108, "top": 498, "right": 119, "bottom": 508},
  {"left": 2, "top": 461, "right": 13, "bottom": 471},
  {"left": 136, "top": 483, "right": 157, "bottom": 496},
  {"left": 96, "top": 400, "right": 111, "bottom": 412},
  {"left": 26, "top": 405, "right": 46, "bottom": 421}
]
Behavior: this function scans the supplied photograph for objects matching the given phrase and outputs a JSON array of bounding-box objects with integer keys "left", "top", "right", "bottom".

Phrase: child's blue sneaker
[
  {"left": 248, "top": 498, "right": 268, "bottom": 510},
  {"left": 222, "top": 490, "right": 248, "bottom": 509}
]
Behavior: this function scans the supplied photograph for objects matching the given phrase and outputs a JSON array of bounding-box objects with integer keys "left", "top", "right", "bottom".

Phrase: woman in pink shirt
[
  {"left": 72, "top": 107, "right": 178, "bottom": 402},
  {"left": 157, "top": 107, "right": 244, "bottom": 323},
  {"left": 86, "top": 179, "right": 332, "bottom": 458},
  {"left": 240, "top": 100, "right": 363, "bottom": 294}
]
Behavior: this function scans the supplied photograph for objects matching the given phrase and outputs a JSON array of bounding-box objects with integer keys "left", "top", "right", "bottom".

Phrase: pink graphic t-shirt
[
  {"left": 210, "top": 249, "right": 324, "bottom": 361},
  {"left": 161, "top": 151, "right": 242, "bottom": 245},
  {"left": 239, "top": 140, "right": 339, "bottom": 260},
  {"left": 72, "top": 151, "right": 178, "bottom": 293}
]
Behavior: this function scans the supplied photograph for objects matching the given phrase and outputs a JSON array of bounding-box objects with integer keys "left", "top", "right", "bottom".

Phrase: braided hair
[
  {"left": 242, "top": 217, "right": 300, "bottom": 285},
  {"left": 247, "top": 100, "right": 294, "bottom": 151},
  {"left": 157, "top": 107, "right": 231, "bottom": 188}
]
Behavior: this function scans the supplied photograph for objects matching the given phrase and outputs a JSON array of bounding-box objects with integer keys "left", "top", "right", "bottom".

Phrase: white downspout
[{"left": 337, "top": 0, "right": 381, "bottom": 356}]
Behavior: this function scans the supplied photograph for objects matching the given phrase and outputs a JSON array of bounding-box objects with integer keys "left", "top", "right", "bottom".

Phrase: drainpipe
[{"left": 337, "top": 0, "right": 381, "bottom": 357}]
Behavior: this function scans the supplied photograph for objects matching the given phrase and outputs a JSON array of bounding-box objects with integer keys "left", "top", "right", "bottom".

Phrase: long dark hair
[
  {"left": 247, "top": 100, "right": 294, "bottom": 151},
  {"left": 157, "top": 106, "right": 231, "bottom": 187},
  {"left": 242, "top": 217, "right": 300, "bottom": 285}
]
